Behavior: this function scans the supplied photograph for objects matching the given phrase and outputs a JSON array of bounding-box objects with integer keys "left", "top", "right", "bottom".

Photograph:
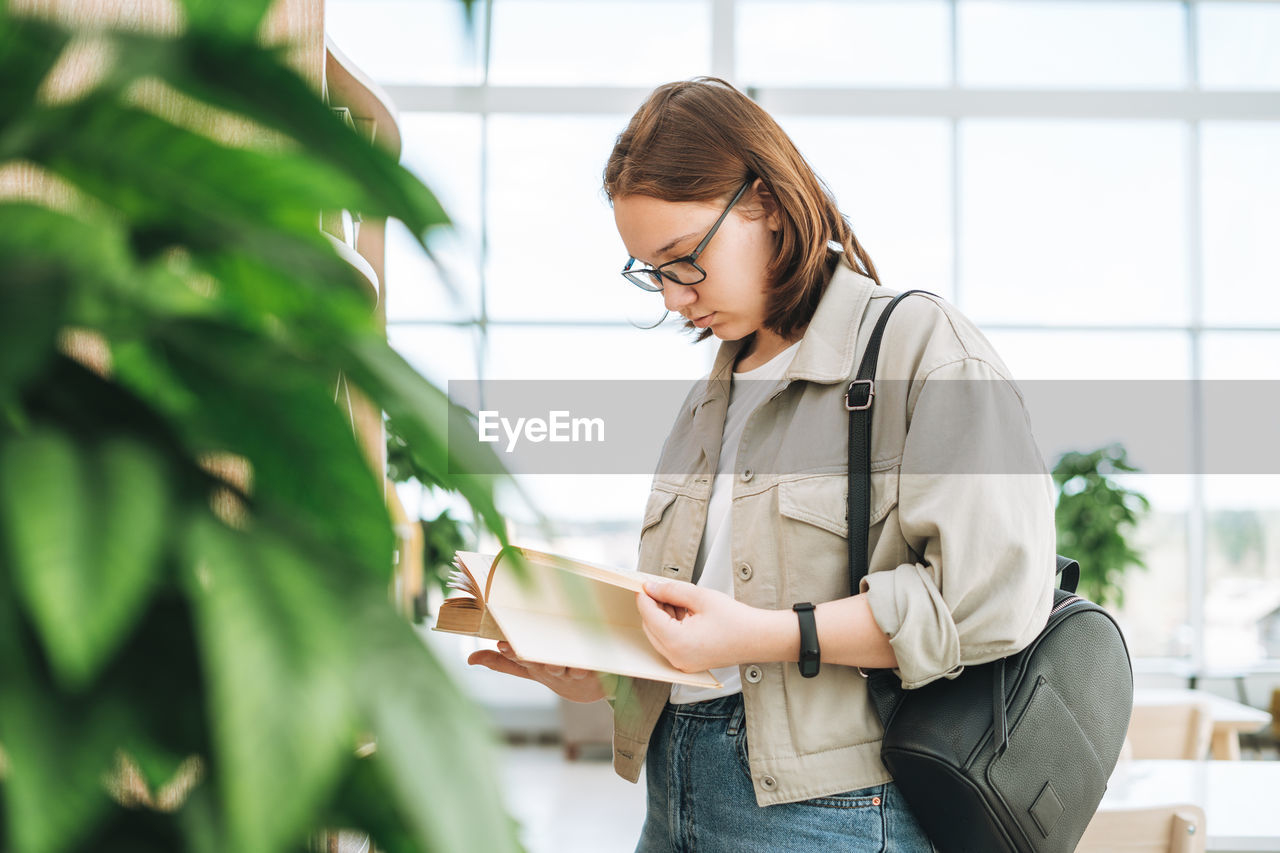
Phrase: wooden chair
[
  {"left": 1078, "top": 804, "right": 1207, "bottom": 853},
  {"left": 1126, "top": 702, "right": 1213, "bottom": 760},
  {"left": 1239, "top": 687, "right": 1280, "bottom": 759}
]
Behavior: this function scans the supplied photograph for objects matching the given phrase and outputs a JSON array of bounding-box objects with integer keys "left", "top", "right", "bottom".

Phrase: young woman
[{"left": 470, "top": 77, "right": 1056, "bottom": 852}]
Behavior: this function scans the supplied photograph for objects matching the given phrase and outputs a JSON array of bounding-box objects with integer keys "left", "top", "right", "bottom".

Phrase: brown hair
[{"left": 603, "top": 77, "right": 880, "bottom": 343}]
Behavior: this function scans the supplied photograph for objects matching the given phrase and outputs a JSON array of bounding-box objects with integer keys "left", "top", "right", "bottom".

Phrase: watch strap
[{"left": 793, "top": 602, "right": 820, "bottom": 678}]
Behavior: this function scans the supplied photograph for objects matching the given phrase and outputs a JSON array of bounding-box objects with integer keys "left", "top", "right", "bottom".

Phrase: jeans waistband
[{"left": 665, "top": 691, "right": 743, "bottom": 719}]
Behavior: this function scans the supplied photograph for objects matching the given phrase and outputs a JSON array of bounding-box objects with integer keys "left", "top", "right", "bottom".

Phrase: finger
[
  {"left": 636, "top": 588, "right": 673, "bottom": 628},
  {"left": 468, "top": 650, "right": 537, "bottom": 681},
  {"left": 545, "top": 664, "right": 566, "bottom": 678},
  {"left": 565, "top": 668, "right": 590, "bottom": 680},
  {"left": 643, "top": 578, "right": 703, "bottom": 610}
]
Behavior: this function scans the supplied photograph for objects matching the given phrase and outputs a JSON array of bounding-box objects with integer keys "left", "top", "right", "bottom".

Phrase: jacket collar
[{"left": 689, "top": 258, "right": 878, "bottom": 415}]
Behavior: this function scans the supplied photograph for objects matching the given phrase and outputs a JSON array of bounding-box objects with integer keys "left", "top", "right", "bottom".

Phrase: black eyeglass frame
[{"left": 621, "top": 179, "right": 753, "bottom": 292}]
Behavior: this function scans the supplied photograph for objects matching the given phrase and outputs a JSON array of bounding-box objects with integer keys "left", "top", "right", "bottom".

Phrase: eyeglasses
[{"left": 621, "top": 179, "right": 752, "bottom": 292}]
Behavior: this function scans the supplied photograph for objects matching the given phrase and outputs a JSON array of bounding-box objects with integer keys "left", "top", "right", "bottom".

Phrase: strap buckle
[{"left": 844, "top": 379, "right": 874, "bottom": 411}]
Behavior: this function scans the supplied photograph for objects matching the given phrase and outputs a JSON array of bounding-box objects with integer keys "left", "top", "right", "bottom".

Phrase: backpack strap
[
  {"left": 847, "top": 289, "right": 1077, "bottom": 595},
  {"left": 845, "top": 289, "right": 1077, "bottom": 728},
  {"left": 846, "top": 290, "right": 933, "bottom": 593},
  {"left": 1056, "top": 555, "right": 1080, "bottom": 593},
  {"left": 846, "top": 290, "right": 934, "bottom": 726}
]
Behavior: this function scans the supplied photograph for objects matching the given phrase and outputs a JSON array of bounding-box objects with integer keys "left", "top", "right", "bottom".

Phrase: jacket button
[
  {"left": 740, "top": 468, "right": 753, "bottom": 482},
  {"left": 736, "top": 563, "right": 753, "bottom": 581},
  {"left": 760, "top": 775, "right": 777, "bottom": 791},
  {"left": 744, "top": 665, "right": 763, "bottom": 683}
]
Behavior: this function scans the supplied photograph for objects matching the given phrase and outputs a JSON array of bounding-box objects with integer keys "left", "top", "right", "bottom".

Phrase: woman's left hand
[{"left": 637, "top": 579, "right": 765, "bottom": 672}]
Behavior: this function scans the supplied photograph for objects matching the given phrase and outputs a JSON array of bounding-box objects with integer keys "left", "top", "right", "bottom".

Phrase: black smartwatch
[{"left": 792, "top": 602, "right": 820, "bottom": 678}]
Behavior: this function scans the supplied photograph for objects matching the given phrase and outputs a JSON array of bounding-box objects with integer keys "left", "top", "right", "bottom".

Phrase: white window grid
[{"left": 374, "top": 0, "right": 1280, "bottom": 672}]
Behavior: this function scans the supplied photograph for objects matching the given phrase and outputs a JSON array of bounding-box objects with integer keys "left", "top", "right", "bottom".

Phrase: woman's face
[{"left": 612, "top": 183, "right": 780, "bottom": 342}]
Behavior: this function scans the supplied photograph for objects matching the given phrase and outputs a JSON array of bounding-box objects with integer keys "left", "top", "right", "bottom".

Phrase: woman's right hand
[{"left": 467, "top": 642, "right": 613, "bottom": 704}]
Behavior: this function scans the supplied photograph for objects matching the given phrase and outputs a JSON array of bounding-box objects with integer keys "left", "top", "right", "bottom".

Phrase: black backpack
[{"left": 846, "top": 290, "right": 1133, "bottom": 853}]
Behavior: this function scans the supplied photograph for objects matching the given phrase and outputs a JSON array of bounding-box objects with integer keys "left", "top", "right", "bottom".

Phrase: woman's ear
[{"left": 751, "top": 177, "right": 782, "bottom": 232}]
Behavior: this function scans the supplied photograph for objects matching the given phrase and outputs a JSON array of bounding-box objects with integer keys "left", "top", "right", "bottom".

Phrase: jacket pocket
[
  {"left": 778, "top": 474, "right": 848, "bottom": 537},
  {"left": 777, "top": 468, "right": 899, "bottom": 538},
  {"left": 775, "top": 470, "right": 899, "bottom": 616},
  {"left": 773, "top": 466, "right": 896, "bottom": 545},
  {"left": 637, "top": 487, "right": 680, "bottom": 576},
  {"left": 640, "top": 487, "right": 678, "bottom": 536}
]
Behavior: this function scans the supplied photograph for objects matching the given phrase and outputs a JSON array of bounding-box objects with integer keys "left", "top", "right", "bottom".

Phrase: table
[
  {"left": 1186, "top": 671, "right": 1252, "bottom": 705},
  {"left": 1134, "top": 688, "right": 1273, "bottom": 760},
  {"left": 1100, "top": 760, "right": 1280, "bottom": 852}
]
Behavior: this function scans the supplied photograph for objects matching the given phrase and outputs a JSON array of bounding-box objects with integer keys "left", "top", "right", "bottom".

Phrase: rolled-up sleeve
[{"left": 859, "top": 356, "right": 1056, "bottom": 690}]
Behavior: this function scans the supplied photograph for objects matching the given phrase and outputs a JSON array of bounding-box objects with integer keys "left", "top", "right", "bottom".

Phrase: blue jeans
[{"left": 635, "top": 693, "right": 936, "bottom": 853}]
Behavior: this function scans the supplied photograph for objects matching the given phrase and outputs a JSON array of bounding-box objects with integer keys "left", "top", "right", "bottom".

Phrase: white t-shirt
[{"left": 669, "top": 338, "right": 803, "bottom": 704}]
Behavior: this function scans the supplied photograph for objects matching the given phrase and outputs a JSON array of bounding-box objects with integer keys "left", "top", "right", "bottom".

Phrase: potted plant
[
  {"left": 387, "top": 423, "right": 473, "bottom": 623},
  {"left": 0, "top": 2, "right": 524, "bottom": 851},
  {"left": 1052, "top": 444, "right": 1151, "bottom": 608}
]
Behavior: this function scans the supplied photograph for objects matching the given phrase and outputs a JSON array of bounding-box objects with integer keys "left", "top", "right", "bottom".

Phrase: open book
[{"left": 433, "top": 546, "right": 721, "bottom": 688}]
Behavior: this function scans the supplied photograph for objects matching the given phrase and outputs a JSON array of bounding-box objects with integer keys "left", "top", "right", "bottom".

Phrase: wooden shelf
[{"left": 323, "top": 230, "right": 380, "bottom": 306}]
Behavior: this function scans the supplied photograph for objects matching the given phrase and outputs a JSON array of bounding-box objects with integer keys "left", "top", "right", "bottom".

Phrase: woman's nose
[{"left": 663, "top": 283, "right": 697, "bottom": 314}]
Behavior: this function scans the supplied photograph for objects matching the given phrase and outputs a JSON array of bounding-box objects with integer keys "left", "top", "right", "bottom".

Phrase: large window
[{"left": 329, "top": 0, "right": 1280, "bottom": 671}]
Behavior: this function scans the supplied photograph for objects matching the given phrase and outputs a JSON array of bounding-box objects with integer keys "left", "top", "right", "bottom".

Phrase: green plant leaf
[
  {"left": 108, "top": 29, "right": 450, "bottom": 244},
  {"left": 0, "top": 592, "right": 132, "bottom": 853},
  {"left": 0, "top": 205, "right": 244, "bottom": 339},
  {"left": 1, "top": 5, "right": 531, "bottom": 852},
  {"left": 0, "top": 200, "right": 132, "bottom": 268},
  {"left": 95, "top": 588, "right": 212, "bottom": 795},
  {"left": 1053, "top": 444, "right": 1150, "bottom": 608},
  {"left": 0, "top": 685, "right": 127, "bottom": 853},
  {"left": 17, "top": 356, "right": 209, "bottom": 500},
  {"left": 338, "top": 334, "right": 535, "bottom": 547},
  {"left": 184, "top": 244, "right": 379, "bottom": 341},
  {"left": 67, "top": 799, "right": 189, "bottom": 853},
  {"left": 0, "top": 255, "right": 69, "bottom": 409},
  {"left": 13, "top": 96, "right": 371, "bottom": 243},
  {"left": 0, "top": 13, "right": 69, "bottom": 135},
  {"left": 350, "top": 594, "right": 524, "bottom": 853},
  {"left": 129, "top": 318, "right": 395, "bottom": 582},
  {"left": 421, "top": 509, "right": 471, "bottom": 598},
  {"left": 175, "top": 0, "right": 274, "bottom": 40},
  {"left": 184, "top": 516, "right": 359, "bottom": 853},
  {"left": 315, "top": 756, "right": 421, "bottom": 853},
  {"left": 0, "top": 203, "right": 139, "bottom": 401},
  {"left": 0, "top": 432, "right": 171, "bottom": 690},
  {"left": 172, "top": 781, "right": 229, "bottom": 853}
]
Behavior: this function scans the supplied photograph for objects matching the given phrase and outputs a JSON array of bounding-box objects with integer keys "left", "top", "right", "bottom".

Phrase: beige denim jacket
[{"left": 610, "top": 258, "right": 1056, "bottom": 806}]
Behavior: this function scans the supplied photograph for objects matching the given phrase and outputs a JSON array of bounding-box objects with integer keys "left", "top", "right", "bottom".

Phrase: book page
[
  {"left": 482, "top": 551, "right": 720, "bottom": 688},
  {"left": 433, "top": 602, "right": 482, "bottom": 636},
  {"left": 486, "top": 603, "right": 720, "bottom": 688},
  {"left": 432, "top": 553, "right": 502, "bottom": 639},
  {"left": 432, "top": 602, "right": 505, "bottom": 641},
  {"left": 501, "top": 547, "right": 651, "bottom": 592},
  {"left": 444, "top": 560, "right": 483, "bottom": 601},
  {"left": 453, "top": 551, "right": 500, "bottom": 601}
]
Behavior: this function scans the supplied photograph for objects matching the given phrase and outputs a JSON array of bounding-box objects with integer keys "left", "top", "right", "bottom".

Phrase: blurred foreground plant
[{"left": 0, "top": 1, "right": 524, "bottom": 851}]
